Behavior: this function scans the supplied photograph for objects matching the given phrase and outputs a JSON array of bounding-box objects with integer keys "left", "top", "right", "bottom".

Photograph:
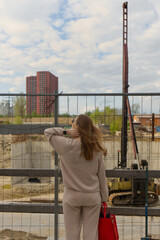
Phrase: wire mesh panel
[
  {"left": 0, "top": 93, "right": 160, "bottom": 240},
  {"left": 0, "top": 212, "right": 53, "bottom": 239}
]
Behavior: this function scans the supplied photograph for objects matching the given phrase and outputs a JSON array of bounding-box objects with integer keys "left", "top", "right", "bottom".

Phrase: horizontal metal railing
[
  {"left": 0, "top": 168, "right": 160, "bottom": 179},
  {"left": 0, "top": 203, "right": 160, "bottom": 217},
  {"left": 0, "top": 124, "right": 54, "bottom": 135},
  {"left": 1, "top": 92, "right": 160, "bottom": 96}
]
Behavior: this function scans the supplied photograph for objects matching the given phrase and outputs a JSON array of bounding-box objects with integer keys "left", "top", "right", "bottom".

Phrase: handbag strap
[{"left": 101, "top": 202, "right": 110, "bottom": 218}]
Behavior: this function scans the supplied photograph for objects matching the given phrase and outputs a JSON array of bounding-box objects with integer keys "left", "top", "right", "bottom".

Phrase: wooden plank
[{"left": 0, "top": 203, "right": 160, "bottom": 216}]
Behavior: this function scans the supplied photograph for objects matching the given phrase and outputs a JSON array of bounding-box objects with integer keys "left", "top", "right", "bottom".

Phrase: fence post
[
  {"left": 54, "top": 90, "right": 59, "bottom": 240},
  {"left": 152, "top": 113, "right": 154, "bottom": 141},
  {"left": 141, "top": 162, "right": 151, "bottom": 240}
]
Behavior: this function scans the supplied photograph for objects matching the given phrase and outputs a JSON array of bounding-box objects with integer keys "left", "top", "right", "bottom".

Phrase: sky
[{"left": 0, "top": 0, "right": 160, "bottom": 95}]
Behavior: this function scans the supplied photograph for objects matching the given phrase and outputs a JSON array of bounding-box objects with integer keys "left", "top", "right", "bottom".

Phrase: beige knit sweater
[{"left": 44, "top": 127, "right": 108, "bottom": 202}]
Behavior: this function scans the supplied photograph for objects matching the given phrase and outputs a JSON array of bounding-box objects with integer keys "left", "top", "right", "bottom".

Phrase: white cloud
[
  {"left": 98, "top": 38, "right": 122, "bottom": 53},
  {"left": 0, "top": 0, "right": 159, "bottom": 97},
  {"left": 0, "top": 0, "right": 61, "bottom": 21},
  {"left": 52, "top": 19, "right": 64, "bottom": 28},
  {"left": 0, "top": 70, "right": 14, "bottom": 76}
]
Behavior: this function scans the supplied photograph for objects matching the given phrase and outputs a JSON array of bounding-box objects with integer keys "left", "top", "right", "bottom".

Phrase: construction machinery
[{"left": 108, "top": 2, "right": 159, "bottom": 206}]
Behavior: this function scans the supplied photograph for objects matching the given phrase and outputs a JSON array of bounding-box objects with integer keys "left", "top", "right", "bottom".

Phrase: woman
[{"left": 44, "top": 114, "right": 108, "bottom": 240}]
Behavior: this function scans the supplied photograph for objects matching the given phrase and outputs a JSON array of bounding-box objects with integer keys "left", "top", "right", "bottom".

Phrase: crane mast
[{"left": 121, "top": 2, "right": 128, "bottom": 168}]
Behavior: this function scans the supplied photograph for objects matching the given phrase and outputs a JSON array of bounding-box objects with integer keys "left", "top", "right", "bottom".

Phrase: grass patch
[{"left": 2, "top": 184, "right": 11, "bottom": 189}]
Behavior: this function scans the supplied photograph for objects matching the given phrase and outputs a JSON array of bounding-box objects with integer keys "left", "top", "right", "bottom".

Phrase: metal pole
[
  {"left": 152, "top": 113, "right": 154, "bottom": 141},
  {"left": 141, "top": 162, "right": 151, "bottom": 240},
  {"left": 95, "top": 96, "right": 96, "bottom": 124},
  {"left": 86, "top": 96, "right": 87, "bottom": 114},
  {"left": 54, "top": 90, "right": 59, "bottom": 240},
  {"left": 145, "top": 163, "right": 149, "bottom": 238},
  {"left": 104, "top": 96, "right": 106, "bottom": 125},
  {"left": 117, "top": 150, "right": 121, "bottom": 168},
  {"left": 77, "top": 96, "right": 79, "bottom": 115}
]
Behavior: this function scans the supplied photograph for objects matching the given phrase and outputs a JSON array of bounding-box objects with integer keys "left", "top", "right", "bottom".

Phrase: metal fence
[{"left": 0, "top": 92, "right": 160, "bottom": 239}]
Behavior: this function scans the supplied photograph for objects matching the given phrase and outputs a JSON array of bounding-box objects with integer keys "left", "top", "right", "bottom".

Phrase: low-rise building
[
  {"left": 133, "top": 114, "right": 160, "bottom": 132},
  {"left": 0, "top": 100, "right": 13, "bottom": 116}
]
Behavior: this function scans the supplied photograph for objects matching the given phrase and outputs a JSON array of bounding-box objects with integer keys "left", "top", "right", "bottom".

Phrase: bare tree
[{"left": 132, "top": 103, "right": 140, "bottom": 115}]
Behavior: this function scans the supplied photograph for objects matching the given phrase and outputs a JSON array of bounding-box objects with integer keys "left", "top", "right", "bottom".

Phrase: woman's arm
[
  {"left": 44, "top": 127, "right": 78, "bottom": 156},
  {"left": 98, "top": 155, "right": 109, "bottom": 202},
  {"left": 44, "top": 127, "right": 64, "bottom": 140},
  {"left": 44, "top": 128, "right": 68, "bottom": 156}
]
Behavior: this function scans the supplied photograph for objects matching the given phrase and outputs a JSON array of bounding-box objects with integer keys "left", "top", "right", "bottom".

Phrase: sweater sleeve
[
  {"left": 44, "top": 127, "right": 70, "bottom": 156},
  {"left": 98, "top": 154, "right": 109, "bottom": 202}
]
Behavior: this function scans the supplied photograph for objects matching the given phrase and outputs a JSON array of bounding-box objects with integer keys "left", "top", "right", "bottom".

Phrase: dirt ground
[{"left": 0, "top": 229, "right": 47, "bottom": 240}]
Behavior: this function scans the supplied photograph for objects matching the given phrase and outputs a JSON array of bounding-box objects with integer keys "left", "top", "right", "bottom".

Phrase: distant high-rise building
[
  {"left": 26, "top": 71, "right": 58, "bottom": 115},
  {"left": 26, "top": 76, "right": 37, "bottom": 116}
]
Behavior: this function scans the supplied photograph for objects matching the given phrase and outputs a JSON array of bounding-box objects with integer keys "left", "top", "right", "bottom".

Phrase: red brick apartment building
[
  {"left": 26, "top": 71, "right": 58, "bottom": 115},
  {"left": 26, "top": 76, "right": 37, "bottom": 115}
]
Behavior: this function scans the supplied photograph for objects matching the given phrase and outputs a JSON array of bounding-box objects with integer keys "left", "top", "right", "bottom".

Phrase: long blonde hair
[{"left": 76, "top": 114, "right": 107, "bottom": 160}]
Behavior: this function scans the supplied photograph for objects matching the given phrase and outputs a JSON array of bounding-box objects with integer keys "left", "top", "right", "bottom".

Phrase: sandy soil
[{"left": 0, "top": 229, "right": 47, "bottom": 240}]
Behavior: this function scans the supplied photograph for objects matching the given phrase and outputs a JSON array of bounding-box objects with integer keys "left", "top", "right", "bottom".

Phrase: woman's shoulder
[{"left": 66, "top": 137, "right": 81, "bottom": 148}]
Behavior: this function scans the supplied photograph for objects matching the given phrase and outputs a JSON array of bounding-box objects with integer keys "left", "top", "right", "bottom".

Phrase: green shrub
[{"left": 14, "top": 116, "right": 22, "bottom": 125}]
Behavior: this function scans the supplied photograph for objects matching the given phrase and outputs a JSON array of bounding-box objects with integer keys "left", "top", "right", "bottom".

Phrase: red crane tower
[{"left": 121, "top": 2, "right": 129, "bottom": 168}]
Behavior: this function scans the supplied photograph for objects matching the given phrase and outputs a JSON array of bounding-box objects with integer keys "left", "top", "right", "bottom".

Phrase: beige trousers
[{"left": 63, "top": 187, "right": 101, "bottom": 240}]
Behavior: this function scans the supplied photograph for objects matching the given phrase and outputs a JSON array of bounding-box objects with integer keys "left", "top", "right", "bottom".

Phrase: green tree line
[{"left": 88, "top": 106, "right": 122, "bottom": 134}]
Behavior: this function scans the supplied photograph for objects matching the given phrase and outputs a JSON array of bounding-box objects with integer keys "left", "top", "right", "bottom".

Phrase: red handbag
[{"left": 98, "top": 202, "right": 119, "bottom": 240}]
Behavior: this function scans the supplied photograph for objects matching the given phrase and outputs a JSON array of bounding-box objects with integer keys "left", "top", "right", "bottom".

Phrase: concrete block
[{"left": 11, "top": 141, "right": 54, "bottom": 184}]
